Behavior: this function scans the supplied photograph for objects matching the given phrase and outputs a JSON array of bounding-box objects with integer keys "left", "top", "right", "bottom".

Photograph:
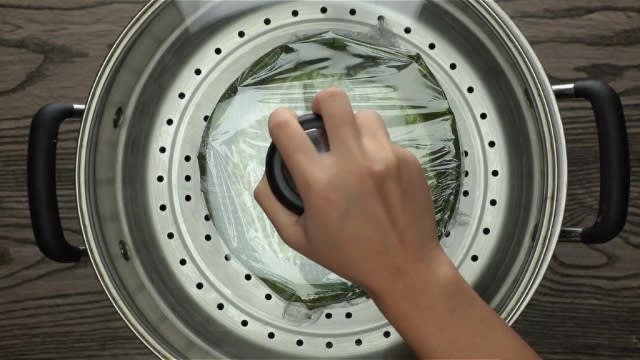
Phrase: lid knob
[{"left": 265, "top": 113, "right": 327, "bottom": 214}]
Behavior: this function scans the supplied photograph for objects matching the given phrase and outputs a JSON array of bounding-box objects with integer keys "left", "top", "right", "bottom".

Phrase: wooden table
[{"left": 1, "top": 1, "right": 638, "bottom": 358}]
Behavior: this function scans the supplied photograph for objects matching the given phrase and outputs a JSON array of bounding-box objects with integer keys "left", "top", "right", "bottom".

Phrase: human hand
[
  {"left": 255, "top": 88, "right": 540, "bottom": 359},
  {"left": 254, "top": 87, "right": 442, "bottom": 297}
]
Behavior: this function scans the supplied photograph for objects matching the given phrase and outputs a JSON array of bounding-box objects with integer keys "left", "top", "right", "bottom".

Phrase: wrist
[
  {"left": 365, "top": 243, "right": 540, "bottom": 359},
  {"left": 369, "top": 244, "right": 461, "bottom": 308}
]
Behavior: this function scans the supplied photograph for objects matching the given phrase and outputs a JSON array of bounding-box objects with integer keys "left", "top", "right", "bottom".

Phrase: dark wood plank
[{"left": 0, "top": 0, "right": 638, "bottom": 359}]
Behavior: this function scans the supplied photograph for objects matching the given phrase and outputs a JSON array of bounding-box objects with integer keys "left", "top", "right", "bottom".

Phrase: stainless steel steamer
[{"left": 28, "top": 1, "right": 629, "bottom": 358}]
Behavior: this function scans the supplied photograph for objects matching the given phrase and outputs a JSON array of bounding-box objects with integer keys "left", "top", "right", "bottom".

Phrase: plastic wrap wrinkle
[{"left": 199, "top": 31, "right": 461, "bottom": 311}]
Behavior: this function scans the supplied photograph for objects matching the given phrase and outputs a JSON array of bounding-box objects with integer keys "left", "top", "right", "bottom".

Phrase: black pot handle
[
  {"left": 554, "top": 80, "right": 630, "bottom": 244},
  {"left": 28, "top": 103, "right": 86, "bottom": 262}
]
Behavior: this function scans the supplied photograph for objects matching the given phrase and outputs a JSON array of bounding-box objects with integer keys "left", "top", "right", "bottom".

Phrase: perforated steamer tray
[{"left": 76, "top": 1, "right": 564, "bottom": 358}]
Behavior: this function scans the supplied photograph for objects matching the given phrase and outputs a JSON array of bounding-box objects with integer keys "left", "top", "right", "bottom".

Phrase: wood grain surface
[{"left": 0, "top": 1, "right": 638, "bottom": 359}]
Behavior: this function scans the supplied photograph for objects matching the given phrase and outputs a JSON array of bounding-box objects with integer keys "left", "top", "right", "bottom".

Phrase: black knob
[{"left": 265, "top": 113, "right": 327, "bottom": 215}]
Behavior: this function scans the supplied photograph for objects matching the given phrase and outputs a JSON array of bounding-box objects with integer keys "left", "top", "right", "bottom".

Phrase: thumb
[{"left": 254, "top": 176, "right": 308, "bottom": 253}]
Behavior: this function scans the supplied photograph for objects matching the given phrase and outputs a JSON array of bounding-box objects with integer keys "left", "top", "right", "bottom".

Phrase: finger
[
  {"left": 268, "top": 107, "right": 319, "bottom": 183},
  {"left": 254, "top": 176, "right": 308, "bottom": 252},
  {"left": 393, "top": 145, "right": 423, "bottom": 179},
  {"left": 390, "top": 145, "right": 435, "bottom": 228},
  {"left": 356, "top": 110, "right": 395, "bottom": 166},
  {"left": 393, "top": 144, "right": 433, "bottom": 203},
  {"left": 354, "top": 109, "right": 390, "bottom": 142},
  {"left": 311, "top": 88, "right": 360, "bottom": 152}
]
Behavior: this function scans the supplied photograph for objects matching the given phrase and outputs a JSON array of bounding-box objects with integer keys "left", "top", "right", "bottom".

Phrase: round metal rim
[
  {"left": 75, "top": 0, "right": 568, "bottom": 357},
  {"left": 77, "top": 1, "right": 171, "bottom": 358},
  {"left": 478, "top": 1, "right": 566, "bottom": 324}
]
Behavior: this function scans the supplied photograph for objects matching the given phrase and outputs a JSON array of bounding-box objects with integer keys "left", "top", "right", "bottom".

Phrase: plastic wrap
[{"left": 199, "top": 31, "right": 461, "bottom": 310}]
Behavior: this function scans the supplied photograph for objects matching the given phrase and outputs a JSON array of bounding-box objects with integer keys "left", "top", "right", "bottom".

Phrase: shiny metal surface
[
  {"left": 75, "top": 0, "right": 566, "bottom": 358},
  {"left": 72, "top": 104, "right": 86, "bottom": 113},
  {"left": 552, "top": 83, "right": 576, "bottom": 99}
]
